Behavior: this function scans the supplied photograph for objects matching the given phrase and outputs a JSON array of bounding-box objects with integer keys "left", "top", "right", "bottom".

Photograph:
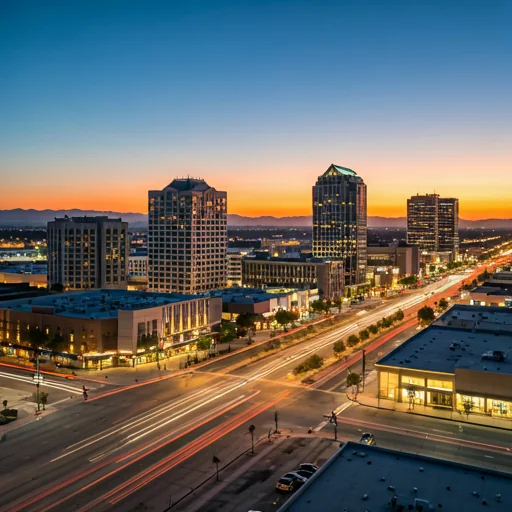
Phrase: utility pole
[{"left": 274, "top": 411, "right": 279, "bottom": 433}]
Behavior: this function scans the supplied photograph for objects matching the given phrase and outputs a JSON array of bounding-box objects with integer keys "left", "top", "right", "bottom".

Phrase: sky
[{"left": 1, "top": 0, "right": 511, "bottom": 219}]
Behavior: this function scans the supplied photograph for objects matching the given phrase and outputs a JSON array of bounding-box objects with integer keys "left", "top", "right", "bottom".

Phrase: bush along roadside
[{"left": 289, "top": 309, "right": 408, "bottom": 384}]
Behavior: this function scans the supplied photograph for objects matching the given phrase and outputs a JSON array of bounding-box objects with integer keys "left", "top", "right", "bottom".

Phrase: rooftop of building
[
  {"left": 491, "top": 272, "right": 512, "bottom": 281},
  {"left": 52, "top": 216, "right": 124, "bottom": 223},
  {"left": 210, "top": 287, "right": 301, "bottom": 304},
  {"left": 376, "top": 305, "right": 512, "bottom": 375},
  {"left": 319, "top": 163, "right": 365, "bottom": 181},
  {"left": 166, "top": 177, "right": 210, "bottom": 191},
  {"left": 471, "top": 281, "right": 512, "bottom": 297},
  {"left": 278, "top": 441, "right": 512, "bottom": 512},
  {"left": 0, "top": 289, "right": 208, "bottom": 319}
]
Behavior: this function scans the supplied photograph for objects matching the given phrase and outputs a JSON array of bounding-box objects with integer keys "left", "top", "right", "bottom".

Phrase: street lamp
[{"left": 248, "top": 424, "right": 256, "bottom": 454}]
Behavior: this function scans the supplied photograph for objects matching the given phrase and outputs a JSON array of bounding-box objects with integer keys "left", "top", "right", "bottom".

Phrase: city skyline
[{"left": 2, "top": 1, "right": 511, "bottom": 220}]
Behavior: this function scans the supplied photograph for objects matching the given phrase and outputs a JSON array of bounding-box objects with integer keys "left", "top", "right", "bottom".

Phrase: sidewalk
[{"left": 357, "top": 372, "right": 512, "bottom": 431}]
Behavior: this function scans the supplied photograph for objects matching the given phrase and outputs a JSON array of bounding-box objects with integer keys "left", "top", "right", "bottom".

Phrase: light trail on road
[
  {"left": 10, "top": 391, "right": 263, "bottom": 512},
  {"left": 0, "top": 370, "right": 84, "bottom": 394},
  {"left": 88, "top": 391, "right": 291, "bottom": 511}
]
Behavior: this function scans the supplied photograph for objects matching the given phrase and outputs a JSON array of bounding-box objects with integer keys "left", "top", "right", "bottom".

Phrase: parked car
[
  {"left": 276, "top": 473, "right": 307, "bottom": 493},
  {"left": 359, "top": 432, "right": 376, "bottom": 445},
  {"left": 295, "top": 469, "right": 315, "bottom": 479},
  {"left": 297, "top": 463, "right": 319, "bottom": 474}
]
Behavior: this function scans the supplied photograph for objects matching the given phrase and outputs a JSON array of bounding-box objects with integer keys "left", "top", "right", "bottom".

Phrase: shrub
[
  {"left": 347, "top": 334, "right": 359, "bottom": 347},
  {"left": 293, "top": 354, "right": 324, "bottom": 375},
  {"left": 359, "top": 329, "right": 370, "bottom": 341},
  {"left": 368, "top": 324, "right": 379, "bottom": 335},
  {"left": 394, "top": 309, "right": 404, "bottom": 321},
  {"left": 333, "top": 340, "right": 346, "bottom": 356}
]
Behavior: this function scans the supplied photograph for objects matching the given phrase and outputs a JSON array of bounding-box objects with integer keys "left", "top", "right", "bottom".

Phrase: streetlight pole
[
  {"left": 36, "top": 357, "right": 41, "bottom": 412},
  {"left": 248, "top": 424, "right": 256, "bottom": 454}
]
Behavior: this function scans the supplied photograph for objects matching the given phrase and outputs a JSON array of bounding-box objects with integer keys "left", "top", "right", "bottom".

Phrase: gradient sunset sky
[{"left": 1, "top": 1, "right": 511, "bottom": 219}]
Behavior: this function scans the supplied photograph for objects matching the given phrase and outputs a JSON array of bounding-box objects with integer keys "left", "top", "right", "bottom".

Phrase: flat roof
[
  {"left": 211, "top": 287, "right": 298, "bottom": 304},
  {"left": 377, "top": 305, "right": 512, "bottom": 375},
  {"left": 278, "top": 441, "right": 512, "bottom": 512},
  {"left": 0, "top": 289, "right": 206, "bottom": 319}
]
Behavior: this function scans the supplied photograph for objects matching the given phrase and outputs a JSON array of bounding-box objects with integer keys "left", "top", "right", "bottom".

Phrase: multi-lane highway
[{"left": 1, "top": 269, "right": 511, "bottom": 511}]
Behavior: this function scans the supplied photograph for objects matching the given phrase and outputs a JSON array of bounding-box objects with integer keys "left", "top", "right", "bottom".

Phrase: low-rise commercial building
[
  {"left": 469, "top": 282, "right": 512, "bottom": 307},
  {"left": 212, "top": 287, "right": 312, "bottom": 327},
  {"left": 242, "top": 256, "right": 344, "bottom": 299},
  {"left": 376, "top": 305, "right": 512, "bottom": 423},
  {"left": 279, "top": 441, "right": 512, "bottom": 512},
  {"left": 0, "top": 289, "right": 222, "bottom": 368},
  {"left": 367, "top": 244, "right": 420, "bottom": 277}
]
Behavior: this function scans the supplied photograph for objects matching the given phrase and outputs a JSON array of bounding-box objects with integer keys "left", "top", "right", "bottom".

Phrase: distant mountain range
[{"left": 1, "top": 209, "right": 511, "bottom": 229}]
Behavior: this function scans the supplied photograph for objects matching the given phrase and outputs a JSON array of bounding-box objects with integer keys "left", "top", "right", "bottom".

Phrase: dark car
[
  {"left": 297, "top": 463, "right": 319, "bottom": 473},
  {"left": 295, "top": 469, "right": 315, "bottom": 479},
  {"left": 359, "top": 432, "right": 376, "bottom": 445}
]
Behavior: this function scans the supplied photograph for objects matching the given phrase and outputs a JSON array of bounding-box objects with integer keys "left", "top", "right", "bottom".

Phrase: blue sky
[{"left": 1, "top": 0, "right": 511, "bottom": 217}]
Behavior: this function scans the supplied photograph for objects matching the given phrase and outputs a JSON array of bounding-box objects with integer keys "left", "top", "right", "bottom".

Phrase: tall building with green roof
[{"left": 312, "top": 164, "right": 367, "bottom": 288}]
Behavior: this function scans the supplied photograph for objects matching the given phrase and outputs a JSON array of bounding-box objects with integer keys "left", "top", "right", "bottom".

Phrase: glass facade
[
  {"left": 379, "top": 371, "right": 399, "bottom": 399},
  {"left": 312, "top": 164, "right": 367, "bottom": 287}
]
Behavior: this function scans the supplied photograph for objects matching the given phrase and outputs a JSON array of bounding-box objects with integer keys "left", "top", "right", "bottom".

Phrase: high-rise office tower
[
  {"left": 407, "top": 194, "right": 459, "bottom": 255},
  {"left": 47, "top": 216, "right": 129, "bottom": 291},
  {"left": 407, "top": 194, "right": 439, "bottom": 252},
  {"left": 312, "top": 164, "right": 367, "bottom": 287},
  {"left": 148, "top": 177, "right": 227, "bottom": 293},
  {"left": 438, "top": 197, "right": 459, "bottom": 255}
]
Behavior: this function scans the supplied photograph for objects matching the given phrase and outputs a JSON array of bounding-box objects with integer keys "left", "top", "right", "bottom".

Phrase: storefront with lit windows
[{"left": 375, "top": 305, "right": 512, "bottom": 424}]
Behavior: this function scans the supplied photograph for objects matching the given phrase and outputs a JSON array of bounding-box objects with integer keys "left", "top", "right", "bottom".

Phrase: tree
[
  {"left": 310, "top": 300, "right": 329, "bottom": 314},
  {"left": 2, "top": 400, "right": 7, "bottom": 411},
  {"left": 368, "top": 324, "right": 379, "bottom": 335},
  {"left": 212, "top": 455, "right": 221, "bottom": 481},
  {"left": 47, "top": 333, "right": 64, "bottom": 352},
  {"left": 220, "top": 322, "right": 237, "bottom": 342},
  {"left": 347, "top": 334, "right": 359, "bottom": 347},
  {"left": 462, "top": 398, "right": 473, "bottom": 419},
  {"left": 347, "top": 372, "right": 361, "bottom": 388},
  {"left": 438, "top": 298, "right": 449, "bottom": 310},
  {"left": 394, "top": 309, "right": 404, "bottom": 322},
  {"left": 333, "top": 340, "right": 346, "bottom": 357},
  {"left": 235, "top": 313, "right": 256, "bottom": 329},
  {"left": 359, "top": 329, "right": 370, "bottom": 341},
  {"left": 40, "top": 392, "right": 49, "bottom": 411},
  {"left": 196, "top": 336, "right": 212, "bottom": 351},
  {"left": 398, "top": 275, "right": 417, "bottom": 287},
  {"left": 274, "top": 309, "right": 298, "bottom": 328},
  {"left": 417, "top": 306, "right": 435, "bottom": 326},
  {"left": 28, "top": 328, "right": 49, "bottom": 350},
  {"left": 477, "top": 270, "right": 491, "bottom": 282}
]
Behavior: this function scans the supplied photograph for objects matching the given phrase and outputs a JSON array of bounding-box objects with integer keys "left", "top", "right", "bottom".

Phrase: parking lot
[{"left": 179, "top": 435, "right": 340, "bottom": 512}]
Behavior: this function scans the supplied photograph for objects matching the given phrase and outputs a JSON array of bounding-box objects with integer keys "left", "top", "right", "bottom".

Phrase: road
[{"left": 0, "top": 269, "right": 511, "bottom": 511}]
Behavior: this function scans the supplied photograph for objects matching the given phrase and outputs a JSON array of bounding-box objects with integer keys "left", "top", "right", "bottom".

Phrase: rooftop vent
[{"left": 481, "top": 350, "right": 506, "bottom": 362}]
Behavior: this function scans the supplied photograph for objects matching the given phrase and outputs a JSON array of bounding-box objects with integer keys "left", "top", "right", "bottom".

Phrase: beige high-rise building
[
  {"left": 47, "top": 216, "right": 129, "bottom": 291},
  {"left": 148, "top": 177, "right": 227, "bottom": 293}
]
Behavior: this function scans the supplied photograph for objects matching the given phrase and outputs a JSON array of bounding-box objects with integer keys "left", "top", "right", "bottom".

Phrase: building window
[
  {"left": 427, "top": 379, "right": 453, "bottom": 391},
  {"left": 402, "top": 375, "right": 425, "bottom": 387},
  {"left": 456, "top": 394, "right": 486, "bottom": 414},
  {"left": 379, "top": 371, "right": 399, "bottom": 399},
  {"left": 427, "top": 391, "right": 453, "bottom": 407},
  {"left": 487, "top": 399, "right": 512, "bottom": 418}
]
